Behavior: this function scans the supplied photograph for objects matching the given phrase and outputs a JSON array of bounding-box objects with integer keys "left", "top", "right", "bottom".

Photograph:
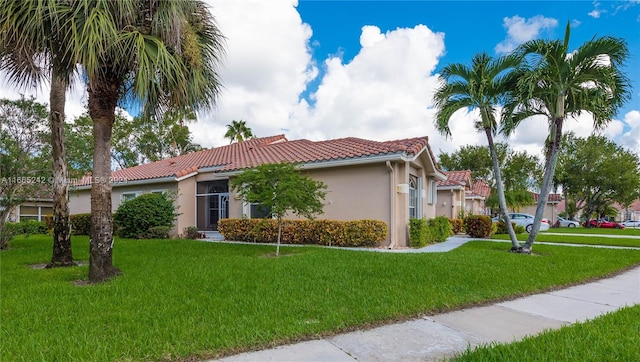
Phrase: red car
[{"left": 583, "top": 220, "right": 625, "bottom": 229}]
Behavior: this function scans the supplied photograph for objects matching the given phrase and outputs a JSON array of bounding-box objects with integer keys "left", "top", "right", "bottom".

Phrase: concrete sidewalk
[{"left": 213, "top": 265, "right": 640, "bottom": 362}]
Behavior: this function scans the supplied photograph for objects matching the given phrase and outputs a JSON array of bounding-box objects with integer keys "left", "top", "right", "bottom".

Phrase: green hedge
[
  {"left": 114, "top": 193, "right": 177, "bottom": 239},
  {"left": 3, "top": 220, "right": 48, "bottom": 235},
  {"left": 409, "top": 216, "right": 453, "bottom": 247},
  {"left": 494, "top": 220, "right": 525, "bottom": 234},
  {"left": 218, "top": 219, "right": 387, "bottom": 247}
]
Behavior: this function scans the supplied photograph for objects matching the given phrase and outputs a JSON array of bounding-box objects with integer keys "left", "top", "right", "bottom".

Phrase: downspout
[{"left": 386, "top": 161, "right": 395, "bottom": 249}]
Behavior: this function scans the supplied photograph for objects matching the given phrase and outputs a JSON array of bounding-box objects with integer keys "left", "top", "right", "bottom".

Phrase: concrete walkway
[{"left": 210, "top": 236, "right": 640, "bottom": 362}]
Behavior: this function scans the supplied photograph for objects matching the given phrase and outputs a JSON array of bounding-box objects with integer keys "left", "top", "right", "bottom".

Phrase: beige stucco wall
[
  {"left": 436, "top": 188, "right": 465, "bottom": 219},
  {"left": 518, "top": 204, "right": 559, "bottom": 222}
]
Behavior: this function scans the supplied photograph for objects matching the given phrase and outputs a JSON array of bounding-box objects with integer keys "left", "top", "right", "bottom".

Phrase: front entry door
[{"left": 208, "top": 193, "right": 229, "bottom": 231}]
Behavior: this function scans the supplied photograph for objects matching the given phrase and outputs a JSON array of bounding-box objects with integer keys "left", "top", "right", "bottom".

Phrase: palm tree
[
  {"left": 63, "top": 0, "right": 225, "bottom": 282},
  {"left": 502, "top": 22, "right": 630, "bottom": 253},
  {"left": 224, "top": 120, "right": 255, "bottom": 143},
  {"left": 433, "top": 52, "right": 521, "bottom": 249},
  {"left": 1, "top": 0, "right": 77, "bottom": 266}
]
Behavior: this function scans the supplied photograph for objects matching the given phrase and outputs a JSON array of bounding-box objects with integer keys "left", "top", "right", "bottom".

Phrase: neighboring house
[
  {"left": 617, "top": 199, "right": 640, "bottom": 221},
  {"left": 436, "top": 171, "right": 490, "bottom": 218},
  {"left": 518, "top": 192, "right": 563, "bottom": 222},
  {"left": 69, "top": 135, "right": 446, "bottom": 248},
  {"left": 1, "top": 186, "right": 53, "bottom": 222}
]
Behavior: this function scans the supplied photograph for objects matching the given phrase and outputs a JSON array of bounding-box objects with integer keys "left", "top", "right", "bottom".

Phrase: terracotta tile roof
[
  {"left": 532, "top": 192, "right": 563, "bottom": 203},
  {"left": 437, "top": 170, "right": 471, "bottom": 188},
  {"left": 468, "top": 179, "right": 491, "bottom": 199},
  {"left": 75, "top": 134, "right": 434, "bottom": 186}
]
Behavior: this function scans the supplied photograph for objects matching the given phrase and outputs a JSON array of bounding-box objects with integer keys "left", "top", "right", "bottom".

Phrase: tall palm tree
[
  {"left": 502, "top": 22, "right": 630, "bottom": 253},
  {"left": 64, "top": 0, "right": 225, "bottom": 282},
  {"left": 433, "top": 52, "right": 521, "bottom": 249},
  {"left": 0, "top": 0, "right": 76, "bottom": 266},
  {"left": 224, "top": 120, "right": 255, "bottom": 143}
]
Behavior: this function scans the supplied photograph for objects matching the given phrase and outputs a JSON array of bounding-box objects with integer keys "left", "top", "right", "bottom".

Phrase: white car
[
  {"left": 621, "top": 220, "right": 640, "bottom": 228},
  {"left": 556, "top": 216, "right": 580, "bottom": 228},
  {"left": 492, "top": 213, "right": 550, "bottom": 233}
]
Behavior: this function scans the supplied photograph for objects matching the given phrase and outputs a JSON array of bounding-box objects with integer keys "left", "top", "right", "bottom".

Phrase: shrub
[
  {"left": 218, "top": 219, "right": 387, "bottom": 247},
  {"left": 114, "top": 193, "right": 177, "bottom": 239},
  {"left": 3, "top": 220, "right": 48, "bottom": 235},
  {"left": 464, "top": 215, "right": 495, "bottom": 238},
  {"left": 147, "top": 226, "right": 172, "bottom": 239},
  {"left": 409, "top": 218, "right": 430, "bottom": 247},
  {"left": 428, "top": 216, "right": 452, "bottom": 242},
  {"left": 182, "top": 226, "right": 202, "bottom": 240},
  {"left": 449, "top": 218, "right": 464, "bottom": 234},
  {"left": 43, "top": 215, "right": 54, "bottom": 230},
  {"left": 70, "top": 213, "right": 92, "bottom": 235},
  {"left": 494, "top": 221, "right": 526, "bottom": 235}
]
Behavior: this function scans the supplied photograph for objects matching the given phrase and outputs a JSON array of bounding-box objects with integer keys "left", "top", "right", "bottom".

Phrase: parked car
[
  {"left": 492, "top": 213, "right": 550, "bottom": 233},
  {"left": 621, "top": 220, "right": 640, "bottom": 228},
  {"left": 555, "top": 216, "right": 580, "bottom": 228},
  {"left": 583, "top": 220, "right": 625, "bottom": 229}
]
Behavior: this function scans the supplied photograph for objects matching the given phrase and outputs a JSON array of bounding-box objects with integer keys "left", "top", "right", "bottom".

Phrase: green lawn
[
  {"left": 2, "top": 235, "right": 640, "bottom": 361},
  {"left": 545, "top": 227, "right": 640, "bottom": 236},
  {"left": 454, "top": 305, "right": 640, "bottom": 361},
  {"left": 492, "top": 231, "right": 640, "bottom": 248}
]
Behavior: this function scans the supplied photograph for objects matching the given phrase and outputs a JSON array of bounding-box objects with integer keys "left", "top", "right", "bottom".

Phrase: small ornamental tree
[{"left": 230, "top": 163, "right": 327, "bottom": 256}]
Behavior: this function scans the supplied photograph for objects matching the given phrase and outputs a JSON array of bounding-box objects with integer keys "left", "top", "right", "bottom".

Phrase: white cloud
[
  {"left": 495, "top": 15, "right": 558, "bottom": 54},
  {"left": 620, "top": 110, "right": 640, "bottom": 154},
  {"left": 589, "top": 1, "right": 603, "bottom": 18}
]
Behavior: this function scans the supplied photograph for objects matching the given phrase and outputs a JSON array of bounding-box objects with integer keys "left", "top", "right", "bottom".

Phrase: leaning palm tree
[
  {"left": 64, "top": 0, "right": 225, "bottom": 282},
  {"left": 0, "top": 0, "right": 77, "bottom": 266},
  {"left": 224, "top": 119, "right": 255, "bottom": 143},
  {"left": 433, "top": 52, "right": 521, "bottom": 249},
  {"left": 502, "top": 22, "right": 630, "bottom": 253}
]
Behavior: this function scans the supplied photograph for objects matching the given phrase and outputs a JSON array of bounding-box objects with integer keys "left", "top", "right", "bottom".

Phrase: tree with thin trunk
[
  {"left": 66, "top": 0, "right": 225, "bottom": 282},
  {"left": 230, "top": 163, "right": 327, "bottom": 256},
  {"left": 224, "top": 120, "right": 255, "bottom": 144},
  {"left": 1, "top": 0, "right": 77, "bottom": 266},
  {"left": 433, "top": 52, "right": 520, "bottom": 249},
  {"left": 502, "top": 22, "right": 630, "bottom": 253}
]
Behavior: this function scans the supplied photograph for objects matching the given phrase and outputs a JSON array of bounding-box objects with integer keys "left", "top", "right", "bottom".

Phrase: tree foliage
[
  {"left": 503, "top": 22, "right": 631, "bottom": 251},
  {"left": 230, "top": 163, "right": 327, "bottom": 256},
  {"left": 65, "top": 110, "right": 203, "bottom": 177},
  {"left": 224, "top": 120, "right": 255, "bottom": 144},
  {"left": 559, "top": 134, "right": 640, "bottom": 222},
  {"left": 0, "top": 96, "right": 51, "bottom": 249}
]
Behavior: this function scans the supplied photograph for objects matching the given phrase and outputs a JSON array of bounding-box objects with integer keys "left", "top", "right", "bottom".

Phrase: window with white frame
[
  {"left": 427, "top": 179, "right": 436, "bottom": 205},
  {"left": 121, "top": 192, "right": 140, "bottom": 204},
  {"left": 409, "top": 176, "right": 418, "bottom": 219}
]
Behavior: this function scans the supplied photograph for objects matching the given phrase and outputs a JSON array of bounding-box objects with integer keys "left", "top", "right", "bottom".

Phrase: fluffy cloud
[
  {"left": 620, "top": 110, "right": 640, "bottom": 154},
  {"left": 495, "top": 15, "right": 558, "bottom": 54}
]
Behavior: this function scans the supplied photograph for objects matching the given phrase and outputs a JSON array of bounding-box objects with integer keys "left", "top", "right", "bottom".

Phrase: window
[
  {"left": 427, "top": 179, "right": 435, "bottom": 205},
  {"left": 121, "top": 192, "right": 140, "bottom": 203},
  {"left": 409, "top": 176, "right": 418, "bottom": 219},
  {"left": 250, "top": 203, "right": 272, "bottom": 219}
]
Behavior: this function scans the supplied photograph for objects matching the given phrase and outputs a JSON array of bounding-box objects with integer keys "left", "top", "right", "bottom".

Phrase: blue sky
[{"left": 1, "top": 0, "right": 638, "bottom": 160}]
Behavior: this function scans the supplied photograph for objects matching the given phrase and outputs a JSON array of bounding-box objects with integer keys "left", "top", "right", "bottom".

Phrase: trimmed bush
[
  {"left": 70, "top": 213, "right": 92, "bottom": 235},
  {"left": 428, "top": 216, "right": 453, "bottom": 242},
  {"left": 218, "top": 219, "right": 387, "bottom": 247},
  {"left": 114, "top": 193, "right": 177, "bottom": 239},
  {"left": 409, "top": 218, "right": 430, "bottom": 247},
  {"left": 147, "top": 226, "right": 172, "bottom": 239},
  {"left": 449, "top": 218, "right": 464, "bottom": 234},
  {"left": 464, "top": 215, "right": 495, "bottom": 238},
  {"left": 494, "top": 221, "right": 526, "bottom": 235},
  {"left": 182, "top": 226, "right": 202, "bottom": 240},
  {"left": 3, "top": 220, "right": 48, "bottom": 235}
]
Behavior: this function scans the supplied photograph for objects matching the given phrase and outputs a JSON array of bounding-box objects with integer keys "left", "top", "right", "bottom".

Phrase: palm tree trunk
[
  {"left": 485, "top": 128, "right": 518, "bottom": 248},
  {"left": 47, "top": 71, "right": 75, "bottom": 268},
  {"left": 524, "top": 118, "right": 564, "bottom": 252},
  {"left": 88, "top": 79, "right": 122, "bottom": 283}
]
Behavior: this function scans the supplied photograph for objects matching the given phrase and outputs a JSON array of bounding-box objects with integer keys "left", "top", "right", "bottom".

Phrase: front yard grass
[
  {"left": 454, "top": 305, "right": 640, "bottom": 361},
  {"left": 546, "top": 227, "right": 640, "bottom": 236},
  {"left": 2, "top": 235, "right": 640, "bottom": 361},
  {"left": 492, "top": 231, "right": 640, "bottom": 248}
]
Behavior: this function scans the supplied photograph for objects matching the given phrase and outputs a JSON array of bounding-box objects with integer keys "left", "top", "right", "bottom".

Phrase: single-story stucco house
[
  {"left": 69, "top": 135, "right": 447, "bottom": 248},
  {"left": 436, "top": 170, "right": 490, "bottom": 218},
  {"left": 519, "top": 192, "right": 563, "bottom": 223}
]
